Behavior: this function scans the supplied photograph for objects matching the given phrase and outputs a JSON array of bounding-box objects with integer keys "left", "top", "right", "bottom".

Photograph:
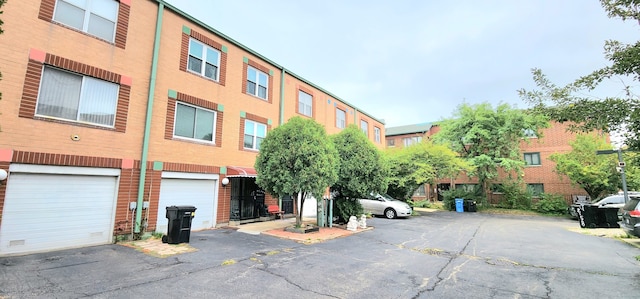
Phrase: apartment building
[
  {"left": 0, "top": 0, "right": 385, "bottom": 256},
  {"left": 385, "top": 122, "right": 589, "bottom": 203}
]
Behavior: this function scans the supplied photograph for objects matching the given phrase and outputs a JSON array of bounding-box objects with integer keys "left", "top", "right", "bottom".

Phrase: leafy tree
[
  {"left": 519, "top": 0, "right": 640, "bottom": 150},
  {"left": 385, "top": 140, "right": 470, "bottom": 200},
  {"left": 549, "top": 134, "right": 620, "bottom": 199},
  {"left": 255, "top": 117, "right": 338, "bottom": 227},
  {"left": 331, "top": 125, "right": 387, "bottom": 198},
  {"left": 330, "top": 125, "right": 387, "bottom": 221},
  {"left": 434, "top": 102, "right": 549, "bottom": 201}
]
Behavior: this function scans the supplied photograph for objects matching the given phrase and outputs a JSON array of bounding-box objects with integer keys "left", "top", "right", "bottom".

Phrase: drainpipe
[
  {"left": 279, "top": 68, "right": 286, "bottom": 126},
  {"left": 135, "top": 1, "right": 164, "bottom": 234}
]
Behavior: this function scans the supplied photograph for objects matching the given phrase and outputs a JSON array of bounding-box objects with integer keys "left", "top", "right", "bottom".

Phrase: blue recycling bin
[{"left": 455, "top": 198, "right": 464, "bottom": 213}]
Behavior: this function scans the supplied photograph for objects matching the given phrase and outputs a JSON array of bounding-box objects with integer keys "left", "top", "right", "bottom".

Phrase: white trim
[
  {"left": 161, "top": 171, "right": 219, "bottom": 180},
  {"left": 9, "top": 164, "right": 120, "bottom": 176}
]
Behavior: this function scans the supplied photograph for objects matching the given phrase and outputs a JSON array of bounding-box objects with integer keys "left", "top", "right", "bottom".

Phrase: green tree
[
  {"left": 549, "top": 134, "right": 621, "bottom": 199},
  {"left": 254, "top": 117, "right": 338, "bottom": 227},
  {"left": 519, "top": 0, "right": 640, "bottom": 150},
  {"left": 434, "top": 102, "right": 549, "bottom": 201},
  {"left": 385, "top": 140, "right": 470, "bottom": 200},
  {"left": 330, "top": 125, "right": 387, "bottom": 220}
]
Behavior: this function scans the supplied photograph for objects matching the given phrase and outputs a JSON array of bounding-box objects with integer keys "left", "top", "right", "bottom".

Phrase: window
[
  {"left": 53, "top": 0, "right": 119, "bottom": 42},
  {"left": 490, "top": 184, "right": 504, "bottom": 194},
  {"left": 413, "top": 185, "right": 426, "bottom": 196},
  {"left": 403, "top": 136, "right": 422, "bottom": 147},
  {"left": 174, "top": 102, "right": 216, "bottom": 142},
  {"left": 298, "top": 90, "right": 313, "bottom": 117},
  {"left": 527, "top": 184, "right": 544, "bottom": 197},
  {"left": 244, "top": 120, "right": 267, "bottom": 150},
  {"left": 360, "top": 120, "right": 368, "bottom": 136},
  {"left": 336, "top": 108, "right": 346, "bottom": 129},
  {"left": 523, "top": 128, "right": 537, "bottom": 138},
  {"left": 247, "top": 66, "right": 268, "bottom": 100},
  {"left": 387, "top": 139, "right": 396, "bottom": 147},
  {"left": 524, "top": 152, "right": 541, "bottom": 166},
  {"left": 455, "top": 184, "right": 478, "bottom": 192},
  {"left": 188, "top": 38, "right": 220, "bottom": 80},
  {"left": 374, "top": 127, "right": 381, "bottom": 143},
  {"left": 36, "top": 66, "right": 119, "bottom": 127}
]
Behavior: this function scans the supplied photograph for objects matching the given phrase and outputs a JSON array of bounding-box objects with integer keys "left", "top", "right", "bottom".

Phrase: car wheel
[{"left": 384, "top": 208, "right": 396, "bottom": 219}]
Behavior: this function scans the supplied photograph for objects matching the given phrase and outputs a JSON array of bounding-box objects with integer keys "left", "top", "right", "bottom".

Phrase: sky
[{"left": 163, "top": 0, "right": 638, "bottom": 128}]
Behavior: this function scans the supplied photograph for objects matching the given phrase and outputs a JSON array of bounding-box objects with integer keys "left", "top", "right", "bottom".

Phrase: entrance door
[{"left": 229, "top": 178, "right": 264, "bottom": 220}]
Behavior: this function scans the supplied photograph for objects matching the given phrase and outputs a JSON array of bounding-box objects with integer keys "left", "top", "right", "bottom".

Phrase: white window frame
[
  {"left": 336, "top": 107, "right": 346, "bottom": 129},
  {"left": 173, "top": 102, "right": 217, "bottom": 144},
  {"left": 360, "top": 120, "right": 368, "bottom": 136},
  {"left": 523, "top": 128, "right": 538, "bottom": 138},
  {"left": 244, "top": 120, "right": 267, "bottom": 150},
  {"left": 36, "top": 65, "right": 119, "bottom": 128},
  {"left": 374, "top": 127, "right": 381, "bottom": 143},
  {"left": 298, "top": 90, "right": 313, "bottom": 117},
  {"left": 403, "top": 136, "right": 422, "bottom": 147},
  {"left": 187, "top": 38, "right": 221, "bottom": 81},
  {"left": 246, "top": 66, "right": 268, "bottom": 100},
  {"left": 524, "top": 152, "right": 541, "bottom": 166},
  {"left": 53, "top": 0, "right": 119, "bottom": 42}
]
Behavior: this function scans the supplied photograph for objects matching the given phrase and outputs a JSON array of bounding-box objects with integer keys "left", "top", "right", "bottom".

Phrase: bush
[
  {"left": 496, "top": 181, "right": 532, "bottom": 210},
  {"left": 333, "top": 197, "right": 364, "bottom": 223},
  {"left": 533, "top": 193, "right": 568, "bottom": 215},
  {"left": 409, "top": 200, "right": 432, "bottom": 208}
]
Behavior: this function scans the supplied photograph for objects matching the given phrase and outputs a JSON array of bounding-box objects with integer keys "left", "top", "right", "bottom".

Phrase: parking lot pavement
[{"left": 1, "top": 211, "right": 639, "bottom": 298}]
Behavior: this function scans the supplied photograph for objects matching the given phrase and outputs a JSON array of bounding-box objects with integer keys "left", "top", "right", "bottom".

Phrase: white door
[
  {"left": 0, "top": 172, "right": 118, "bottom": 255},
  {"left": 156, "top": 176, "right": 217, "bottom": 234}
]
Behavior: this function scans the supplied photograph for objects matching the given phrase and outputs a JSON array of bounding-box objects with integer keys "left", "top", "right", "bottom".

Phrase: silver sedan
[{"left": 359, "top": 193, "right": 412, "bottom": 219}]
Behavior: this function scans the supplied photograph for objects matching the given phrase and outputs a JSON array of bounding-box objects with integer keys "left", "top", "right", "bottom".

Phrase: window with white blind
[
  {"left": 298, "top": 90, "right": 313, "bottom": 117},
  {"left": 53, "top": 0, "right": 119, "bottom": 42},
  {"left": 36, "top": 66, "right": 119, "bottom": 127}
]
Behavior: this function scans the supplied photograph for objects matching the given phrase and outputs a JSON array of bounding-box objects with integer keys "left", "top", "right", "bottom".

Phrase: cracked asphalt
[{"left": 1, "top": 211, "right": 639, "bottom": 298}]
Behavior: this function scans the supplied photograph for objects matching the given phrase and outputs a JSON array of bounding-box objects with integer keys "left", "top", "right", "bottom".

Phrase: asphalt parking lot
[{"left": 1, "top": 211, "right": 639, "bottom": 298}]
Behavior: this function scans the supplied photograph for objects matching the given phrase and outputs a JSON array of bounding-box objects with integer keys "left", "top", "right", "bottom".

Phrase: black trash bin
[
  {"left": 464, "top": 199, "right": 477, "bottom": 212},
  {"left": 577, "top": 205, "right": 597, "bottom": 228},
  {"left": 162, "top": 205, "right": 197, "bottom": 244},
  {"left": 601, "top": 207, "right": 620, "bottom": 228}
]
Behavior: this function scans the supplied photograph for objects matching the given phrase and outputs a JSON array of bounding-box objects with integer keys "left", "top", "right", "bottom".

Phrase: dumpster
[
  {"left": 162, "top": 205, "right": 197, "bottom": 244},
  {"left": 577, "top": 205, "right": 620, "bottom": 228},
  {"left": 455, "top": 198, "right": 464, "bottom": 213}
]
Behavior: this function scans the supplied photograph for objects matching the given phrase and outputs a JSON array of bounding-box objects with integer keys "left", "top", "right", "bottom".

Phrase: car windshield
[
  {"left": 375, "top": 193, "right": 395, "bottom": 201},
  {"left": 622, "top": 198, "right": 640, "bottom": 210},
  {"left": 594, "top": 195, "right": 624, "bottom": 205}
]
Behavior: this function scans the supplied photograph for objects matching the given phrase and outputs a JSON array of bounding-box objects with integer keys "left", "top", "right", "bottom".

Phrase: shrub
[
  {"left": 496, "top": 181, "right": 532, "bottom": 210},
  {"left": 333, "top": 197, "right": 364, "bottom": 223},
  {"left": 409, "top": 200, "right": 432, "bottom": 208},
  {"left": 534, "top": 193, "right": 568, "bottom": 215}
]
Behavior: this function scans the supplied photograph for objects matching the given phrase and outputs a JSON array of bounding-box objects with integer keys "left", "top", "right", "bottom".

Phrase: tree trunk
[{"left": 298, "top": 192, "right": 306, "bottom": 227}]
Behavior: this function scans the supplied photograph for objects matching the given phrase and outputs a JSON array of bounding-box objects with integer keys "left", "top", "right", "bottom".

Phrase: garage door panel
[
  {"left": 0, "top": 173, "right": 117, "bottom": 255},
  {"left": 156, "top": 178, "right": 217, "bottom": 234}
]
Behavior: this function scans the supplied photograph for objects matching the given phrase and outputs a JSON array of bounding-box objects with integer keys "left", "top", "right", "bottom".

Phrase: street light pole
[
  {"left": 596, "top": 149, "right": 629, "bottom": 203},
  {"left": 617, "top": 148, "right": 629, "bottom": 203}
]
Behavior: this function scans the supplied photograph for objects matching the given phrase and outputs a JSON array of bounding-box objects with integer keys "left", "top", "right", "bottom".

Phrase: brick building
[
  {"left": 385, "top": 122, "right": 592, "bottom": 203},
  {"left": 0, "top": 0, "right": 384, "bottom": 255}
]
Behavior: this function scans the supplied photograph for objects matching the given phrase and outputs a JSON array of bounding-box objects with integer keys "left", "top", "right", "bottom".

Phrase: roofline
[{"left": 154, "top": 0, "right": 384, "bottom": 124}]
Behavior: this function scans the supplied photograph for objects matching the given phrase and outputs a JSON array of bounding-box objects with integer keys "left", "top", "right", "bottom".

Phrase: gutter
[{"left": 135, "top": 1, "right": 164, "bottom": 234}]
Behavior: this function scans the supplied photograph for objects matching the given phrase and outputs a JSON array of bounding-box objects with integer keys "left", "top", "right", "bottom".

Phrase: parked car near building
[
  {"left": 359, "top": 194, "right": 412, "bottom": 219},
  {"left": 619, "top": 195, "right": 640, "bottom": 237}
]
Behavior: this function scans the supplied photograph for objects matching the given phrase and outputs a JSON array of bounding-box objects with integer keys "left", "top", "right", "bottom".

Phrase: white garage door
[
  {"left": 156, "top": 174, "right": 218, "bottom": 234},
  {"left": 0, "top": 171, "right": 118, "bottom": 255}
]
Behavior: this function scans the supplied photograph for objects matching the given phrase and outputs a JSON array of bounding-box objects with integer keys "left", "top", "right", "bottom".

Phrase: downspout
[
  {"left": 135, "top": 1, "right": 164, "bottom": 234},
  {"left": 279, "top": 68, "right": 286, "bottom": 125}
]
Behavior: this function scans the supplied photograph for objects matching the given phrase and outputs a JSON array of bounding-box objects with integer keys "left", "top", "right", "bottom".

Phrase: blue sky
[{"left": 164, "top": 0, "right": 638, "bottom": 128}]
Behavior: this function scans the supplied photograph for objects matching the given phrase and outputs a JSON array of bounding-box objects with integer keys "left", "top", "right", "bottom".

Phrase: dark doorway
[
  {"left": 436, "top": 183, "right": 451, "bottom": 201},
  {"left": 281, "top": 195, "right": 294, "bottom": 214},
  {"left": 229, "top": 178, "right": 265, "bottom": 221}
]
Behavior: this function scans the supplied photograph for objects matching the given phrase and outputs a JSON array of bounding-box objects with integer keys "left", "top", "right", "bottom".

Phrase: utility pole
[{"left": 596, "top": 149, "right": 629, "bottom": 203}]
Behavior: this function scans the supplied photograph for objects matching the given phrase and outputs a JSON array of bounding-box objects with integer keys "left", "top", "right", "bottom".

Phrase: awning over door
[{"left": 226, "top": 166, "right": 257, "bottom": 178}]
